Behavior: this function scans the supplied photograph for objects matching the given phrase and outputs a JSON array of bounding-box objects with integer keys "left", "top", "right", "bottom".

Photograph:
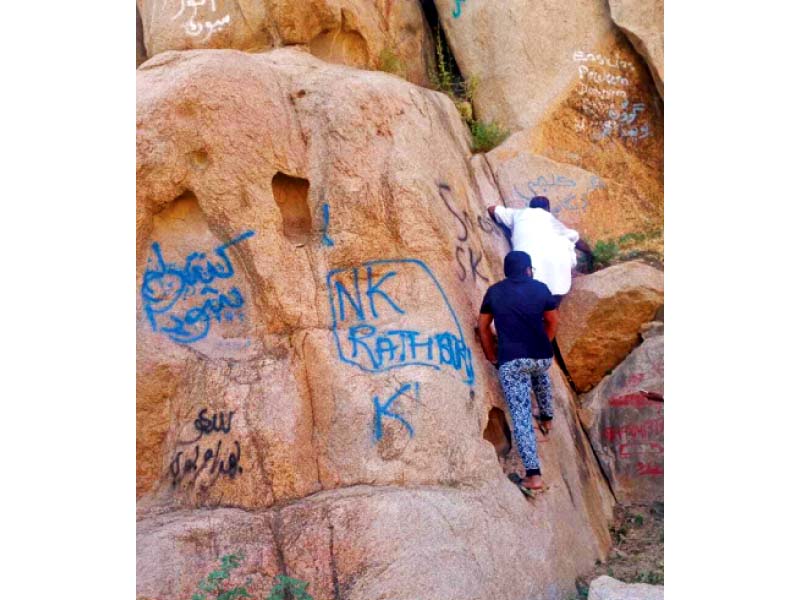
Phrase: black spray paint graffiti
[
  {"left": 170, "top": 408, "right": 244, "bottom": 487},
  {"left": 438, "top": 183, "right": 504, "bottom": 284}
]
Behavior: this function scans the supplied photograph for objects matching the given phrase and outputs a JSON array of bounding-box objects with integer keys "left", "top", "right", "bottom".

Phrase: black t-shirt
[{"left": 480, "top": 277, "right": 557, "bottom": 364}]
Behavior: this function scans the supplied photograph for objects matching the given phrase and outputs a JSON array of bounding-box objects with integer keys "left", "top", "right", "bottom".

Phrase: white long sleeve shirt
[{"left": 493, "top": 206, "right": 579, "bottom": 295}]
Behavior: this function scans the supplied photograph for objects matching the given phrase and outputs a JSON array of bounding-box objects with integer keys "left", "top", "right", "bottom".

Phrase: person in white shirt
[{"left": 488, "top": 196, "right": 593, "bottom": 306}]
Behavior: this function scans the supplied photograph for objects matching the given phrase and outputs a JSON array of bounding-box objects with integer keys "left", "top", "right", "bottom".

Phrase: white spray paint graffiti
[
  {"left": 172, "top": 0, "right": 231, "bottom": 41},
  {"left": 571, "top": 50, "right": 653, "bottom": 144}
]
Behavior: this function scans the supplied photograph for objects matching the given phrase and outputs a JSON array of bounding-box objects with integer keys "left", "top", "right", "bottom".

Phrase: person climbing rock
[
  {"left": 488, "top": 196, "right": 593, "bottom": 392},
  {"left": 478, "top": 251, "right": 559, "bottom": 492},
  {"left": 488, "top": 196, "right": 593, "bottom": 307}
]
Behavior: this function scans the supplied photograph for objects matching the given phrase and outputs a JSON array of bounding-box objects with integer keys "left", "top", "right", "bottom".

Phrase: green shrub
[
  {"left": 429, "top": 26, "right": 455, "bottom": 95},
  {"left": 265, "top": 576, "right": 313, "bottom": 600},
  {"left": 192, "top": 553, "right": 251, "bottom": 600},
  {"left": 593, "top": 240, "right": 619, "bottom": 269},
  {"left": 469, "top": 120, "right": 510, "bottom": 152},
  {"left": 378, "top": 47, "right": 405, "bottom": 77},
  {"left": 428, "top": 26, "right": 509, "bottom": 153},
  {"left": 192, "top": 553, "right": 313, "bottom": 600},
  {"left": 633, "top": 570, "right": 664, "bottom": 585}
]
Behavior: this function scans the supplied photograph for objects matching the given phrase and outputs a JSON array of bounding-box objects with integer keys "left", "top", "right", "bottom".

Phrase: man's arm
[
  {"left": 478, "top": 313, "right": 498, "bottom": 365},
  {"left": 543, "top": 309, "right": 559, "bottom": 341}
]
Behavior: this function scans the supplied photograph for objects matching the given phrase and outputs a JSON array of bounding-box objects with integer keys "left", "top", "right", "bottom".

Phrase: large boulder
[
  {"left": 137, "top": 47, "right": 614, "bottom": 598},
  {"left": 558, "top": 261, "right": 663, "bottom": 392},
  {"left": 485, "top": 144, "right": 626, "bottom": 244},
  {"left": 608, "top": 0, "right": 664, "bottom": 98},
  {"left": 579, "top": 334, "right": 663, "bottom": 502},
  {"left": 588, "top": 575, "right": 664, "bottom": 600},
  {"left": 432, "top": 0, "right": 614, "bottom": 131},
  {"left": 433, "top": 0, "right": 663, "bottom": 257},
  {"left": 137, "top": 0, "right": 434, "bottom": 85},
  {"left": 139, "top": 478, "right": 609, "bottom": 600}
]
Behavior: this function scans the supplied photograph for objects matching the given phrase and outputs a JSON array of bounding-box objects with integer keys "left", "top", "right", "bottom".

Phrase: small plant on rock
[
  {"left": 378, "top": 47, "right": 405, "bottom": 77},
  {"left": 191, "top": 553, "right": 314, "bottom": 600},
  {"left": 592, "top": 239, "right": 619, "bottom": 269},
  {"left": 469, "top": 119, "right": 510, "bottom": 152},
  {"left": 265, "top": 575, "right": 313, "bottom": 600},
  {"left": 192, "top": 553, "right": 251, "bottom": 600},
  {"left": 427, "top": 26, "right": 508, "bottom": 153}
]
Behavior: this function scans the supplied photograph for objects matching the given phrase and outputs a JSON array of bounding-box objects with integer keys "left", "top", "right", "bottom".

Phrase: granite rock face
[
  {"left": 579, "top": 334, "right": 664, "bottom": 502},
  {"left": 558, "top": 261, "right": 664, "bottom": 392},
  {"left": 434, "top": 0, "right": 663, "bottom": 257},
  {"left": 137, "top": 0, "right": 434, "bottom": 85},
  {"left": 137, "top": 48, "right": 616, "bottom": 599}
]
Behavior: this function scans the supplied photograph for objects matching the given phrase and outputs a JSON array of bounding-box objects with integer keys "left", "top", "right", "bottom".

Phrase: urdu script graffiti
[
  {"left": 141, "top": 230, "right": 254, "bottom": 344},
  {"left": 172, "top": 0, "right": 231, "bottom": 41}
]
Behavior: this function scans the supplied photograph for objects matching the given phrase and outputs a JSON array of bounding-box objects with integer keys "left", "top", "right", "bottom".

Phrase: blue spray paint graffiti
[
  {"left": 322, "top": 203, "right": 334, "bottom": 247},
  {"left": 452, "top": 0, "right": 466, "bottom": 19},
  {"left": 327, "top": 259, "right": 474, "bottom": 385},
  {"left": 513, "top": 175, "right": 606, "bottom": 216},
  {"left": 373, "top": 382, "right": 420, "bottom": 441},
  {"left": 141, "top": 230, "right": 255, "bottom": 344}
]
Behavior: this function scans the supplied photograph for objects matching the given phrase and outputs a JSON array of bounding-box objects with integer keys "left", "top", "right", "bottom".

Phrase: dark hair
[
  {"left": 503, "top": 251, "right": 532, "bottom": 279},
  {"left": 529, "top": 196, "right": 551, "bottom": 211}
]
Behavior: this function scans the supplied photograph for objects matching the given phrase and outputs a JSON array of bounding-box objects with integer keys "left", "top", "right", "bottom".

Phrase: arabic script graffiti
[
  {"left": 170, "top": 407, "right": 244, "bottom": 488},
  {"left": 593, "top": 100, "right": 651, "bottom": 142},
  {"left": 172, "top": 0, "right": 231, "bottom": 41},
  {"left": 141, "top": 230, "right": 254, "bottom": 344},
  {"left": 512, "top": 174, "right": 606, "bottom": 216}
]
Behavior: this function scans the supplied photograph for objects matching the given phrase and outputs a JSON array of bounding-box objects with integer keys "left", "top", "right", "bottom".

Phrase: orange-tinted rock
[
  {"left": 136, "top": 0, "right": 433, "bottom": 86},
  {"left": 558, "top": 261, "right": 663, "bottom": 392},
  {"left": 529, "top": 29, "right": 664, "bottom": 257},
  {"left": 434, "top": 0, "right": 663, "bottom": 257},
  {"left": 137, "top": 47, "right": 615, "bottom": 598},
  {"left": 579, "top": 334, "right": 663, "bottom": 502}
]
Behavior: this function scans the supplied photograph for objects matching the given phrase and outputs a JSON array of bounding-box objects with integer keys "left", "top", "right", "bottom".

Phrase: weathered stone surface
[
  {"left": 526, "top": 29, "right": 663, "bottom": 258},
  {"left": 579, "top": 335, "right": 663, "bottom": 502},
  {"left": 136, "top": 509, "right": 282, "bottom": 600},
  {"left": 137, "top": 47, "right": 616, "bottom": 598},
  {"left": 138, "top": 477, "right": 609, "bottom": 600},
  {"left": 609, "top": 0, "right": 664, "bottom": 98},
  {"left": 558, "top": 261, "right": 663, "bottom": 392},
  {"left": 433, "top": 0, "right": 614, "bottom": 131},
  {"left": 588, "top": 575, "right": 664, "bottom": 600},
  {"left": 435, "top": 0, "right": 663, "bottom": 256},
  {"left": 485, "top": 144, "right": 622, "bottom": 244},
  {"left": 639, "top": 320, "right": 663, "bottom": 340},
  {"left": 137, "top": 47, "right": 504, "bottom": 511},
  {"left": 137, "top": 0, "right": 433, "bottom": 85},
  {"left": 137, "top": 6, "right": 147, "bottom": 67}
]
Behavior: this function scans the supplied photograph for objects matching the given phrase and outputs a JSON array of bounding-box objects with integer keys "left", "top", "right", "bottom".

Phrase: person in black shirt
[{"left": 478, "top": 251, "right": 559, "bottom": 492}]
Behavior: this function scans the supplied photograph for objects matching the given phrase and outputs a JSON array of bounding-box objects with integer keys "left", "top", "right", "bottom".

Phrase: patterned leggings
[{"left": 498, "top": 357, "right": 554, "bottom": 472}]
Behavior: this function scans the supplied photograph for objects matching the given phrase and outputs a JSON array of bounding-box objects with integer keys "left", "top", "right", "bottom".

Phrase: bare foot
[{"left": 521, "top": 474, "right": 544, "bottom": 490}]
